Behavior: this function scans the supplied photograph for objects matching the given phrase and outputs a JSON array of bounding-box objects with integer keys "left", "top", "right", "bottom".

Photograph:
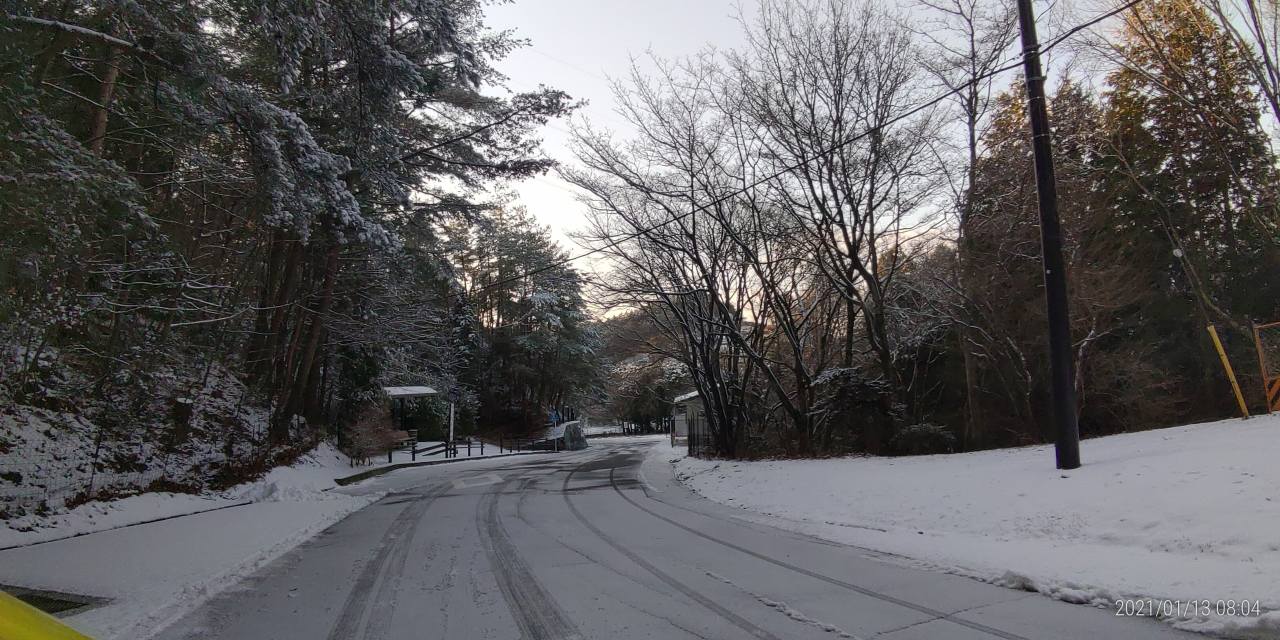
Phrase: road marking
[{"left": 452, "top": 473, "right": 504, "bottom": 489}]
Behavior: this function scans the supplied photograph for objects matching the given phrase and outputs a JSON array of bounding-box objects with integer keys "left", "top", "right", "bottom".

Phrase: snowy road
[{"left": 152, "top": 438, "right": 1196, "bottom": 640}]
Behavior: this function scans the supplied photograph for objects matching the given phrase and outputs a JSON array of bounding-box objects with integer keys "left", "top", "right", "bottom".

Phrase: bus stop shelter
[{"left": 382, "top": 384, "right": 460, "bottom": 451}]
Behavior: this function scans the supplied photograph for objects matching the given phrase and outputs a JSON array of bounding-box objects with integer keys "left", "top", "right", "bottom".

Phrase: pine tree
[
  {"left": 1101, "top": 0, "right": 1280, "bottom": 418},
  {"left": 962, "top": 80, "right": 1164, "bottom": 442},
  {"left": 1105, "top": 0, "right": 1280, "bottom": 324}
]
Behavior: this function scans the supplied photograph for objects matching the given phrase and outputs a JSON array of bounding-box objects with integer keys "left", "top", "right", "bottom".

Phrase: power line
[{"left": 429, "top": 0, "right": 1145, "bottom": 305}]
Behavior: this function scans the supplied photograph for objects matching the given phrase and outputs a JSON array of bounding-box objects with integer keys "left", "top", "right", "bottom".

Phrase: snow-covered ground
[
  {"left": 0, "top": 362, "right": 277, "bottom": 517},
  {"left": 671, "top": 416, "right": 1280, "bottom": 639},
  {"left": 583, "top": 424, "right": 624, "bottom": 436},
  {"left": 1, "top": 443, "right": 358, "bottom": 549},
  {"left": 1, "top": 441, "right": 531, "bottom": 548},
  {"left": 0, "top": 443, "right": 379, "bottom": 639}
]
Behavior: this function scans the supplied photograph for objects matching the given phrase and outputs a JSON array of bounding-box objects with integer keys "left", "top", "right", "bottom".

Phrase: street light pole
[{"left": 1014, "top": 0, "right": 1081, "bottom": 469}]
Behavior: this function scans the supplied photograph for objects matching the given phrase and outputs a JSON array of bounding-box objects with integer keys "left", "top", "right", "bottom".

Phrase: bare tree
[
  {"left": 914, "top": 0, "right": 1018, "bottom": 446},
  {"left": 727, "top": 0, "right": 944, "bottom": 411},
  {"left": 565, "top": 0, "right": 945, "bottom": 455}
]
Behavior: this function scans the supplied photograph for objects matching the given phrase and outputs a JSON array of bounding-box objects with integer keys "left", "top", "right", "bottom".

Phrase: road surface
[{"left": 155, "top": 438, "right": 1196, "bottom": 640}]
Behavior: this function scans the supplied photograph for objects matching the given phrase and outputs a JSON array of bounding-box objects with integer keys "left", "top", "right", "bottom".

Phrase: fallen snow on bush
[{"left": 672, "top": 416, "right": 1280, "bottom": 639}]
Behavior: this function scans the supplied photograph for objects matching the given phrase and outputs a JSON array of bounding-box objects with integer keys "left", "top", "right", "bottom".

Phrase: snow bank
[
  {"left": 0, "top": 442, "right": 359, "bottom": 548},
  {"left": 0, "top": 437, "right": 537, "bottom": 549},
  {"left": 225, "top": 442, "right": 353, "bottom": 503},
  {"left": 0, "top": 442, "right": 380, "bottom": 639},
  {"left": 0, "top": 492, "right": 250, "bottom": 550},
  {"left": 671, "top": 416, "right": 1280, "bottom": 639}
]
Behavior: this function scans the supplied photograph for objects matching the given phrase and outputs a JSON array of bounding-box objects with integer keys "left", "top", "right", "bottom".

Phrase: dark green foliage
[
  {"left": 0, "top": 0, "right": 587, "bottom": 507},
  {"left": 889, "top": 424, "right": 956, "bottom": 456},
  {"left": 813, "top": 368, "right": 901, "bottom": 454}
]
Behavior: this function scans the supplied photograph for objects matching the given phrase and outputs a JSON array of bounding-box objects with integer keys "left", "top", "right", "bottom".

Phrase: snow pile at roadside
[
  {"left": 226, "top": 442, "right": 354, "bottom": 503},
  {"left": 0, "top": 442, "right": 379, "bottom": 639},
  {"left": 671, "top": 416, "right": 1280, "bottom": 639},
  {"left": 1, "top": 442, "right": 363, "bottom": 549}
]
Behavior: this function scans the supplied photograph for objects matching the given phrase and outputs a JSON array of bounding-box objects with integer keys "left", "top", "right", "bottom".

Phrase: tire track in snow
[
  {"left": 561, "top": 457, "right": 783, "bottom": 640},
  {"left": 325, "top": 484, "right": 448, "bottom": 640},
  {"left": 513, "top": 473, "right": 697, "bottom": 605},
  {"left": 607, "top": 463, "right": 1032, "bottom": 640},
  {"left": 476, "top": 476, "right": 583, "bottom": 640}
]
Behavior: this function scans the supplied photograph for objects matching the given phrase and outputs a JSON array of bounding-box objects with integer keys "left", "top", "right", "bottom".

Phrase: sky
[{"left": 484, "top": 0, "right": 753, "bottom": 250}]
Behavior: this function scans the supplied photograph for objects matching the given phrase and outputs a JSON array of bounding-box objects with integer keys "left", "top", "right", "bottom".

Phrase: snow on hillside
[
  {"left": 672, "top": 416, "right": 1280, "bottom": 639},
  {"left": 0, "top": 443, "right": 380, "bottom": 639},
  {"left": 0, "top": 443, "right": 362, "bottom": 549},
  {"left": 0, "top": 361, "right": 276, "bottom": 517}
]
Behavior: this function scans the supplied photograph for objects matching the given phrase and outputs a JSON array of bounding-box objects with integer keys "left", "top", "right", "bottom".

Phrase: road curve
[{"left": 153, "top": 438, "right": 1199, "bottom": 640}]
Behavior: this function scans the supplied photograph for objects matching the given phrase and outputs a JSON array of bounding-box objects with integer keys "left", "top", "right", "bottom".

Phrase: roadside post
[
  {"left": 1208, "top": 324, "right": 1250, "bottom": 418},
  {"left": 448, "top": 387, "right": 459, "bottom": 458}
]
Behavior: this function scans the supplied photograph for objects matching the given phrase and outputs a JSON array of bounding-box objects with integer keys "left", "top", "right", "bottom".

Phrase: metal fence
[{"left": 686, "top": 414, "right": 717, "bottom": 457}]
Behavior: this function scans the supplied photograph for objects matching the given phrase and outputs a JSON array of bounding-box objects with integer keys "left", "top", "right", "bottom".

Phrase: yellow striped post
[
  {"left": 1253, "top": 321, "right": 1278, "bottom": 414},
  {"left": 1207, "top": 324, "right": 1250, "bottom": 419}
]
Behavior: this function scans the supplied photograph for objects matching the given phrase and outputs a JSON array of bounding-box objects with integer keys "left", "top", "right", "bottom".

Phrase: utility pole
[{"left": 1014, "top": 0, "right": 1081, "bottom": 469}]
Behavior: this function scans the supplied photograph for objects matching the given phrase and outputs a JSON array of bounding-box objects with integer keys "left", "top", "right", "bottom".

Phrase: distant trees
[
  {"left": 589, "top": 311, "right": 689, "bottom": 430},
  {"left": 572, "top": 0, "right": 1280, "bottom": 458},
  {"left": 570, "top": 0, "right": 940, "bottom": 456},
  {"left": 447, "top": 207, "right": 600, "bottom": 433}
]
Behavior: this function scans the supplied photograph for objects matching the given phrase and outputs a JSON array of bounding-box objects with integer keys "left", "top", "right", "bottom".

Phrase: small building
[{"left": 670, "top": 390, "right": 703, "bottom": 443}]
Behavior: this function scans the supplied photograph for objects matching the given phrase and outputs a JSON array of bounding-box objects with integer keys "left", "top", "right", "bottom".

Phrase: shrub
[
  {"left": 889, "top": 423, "right": 956, "bottom": 456},
  {"left": 342, "top": 404, "right": 402, "bottom": 465}
]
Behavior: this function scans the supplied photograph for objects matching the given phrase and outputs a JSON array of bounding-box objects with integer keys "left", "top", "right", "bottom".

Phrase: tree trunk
[
  {"left": 245, "top": 232, "right": 285, "bottom": 376},
  {"left": 88, "top": 42, "right": 122, "bottom": 154},
  {"left": 277, "top": 244, "right": 339, "bottom": 438}
]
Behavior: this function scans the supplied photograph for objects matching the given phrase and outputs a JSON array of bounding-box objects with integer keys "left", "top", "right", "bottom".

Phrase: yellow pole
[
  {"left": 1252, "top": 322, "right": 1273, "bottom": 414},
  {"left": 0, "top": 591, "right": 93, "bottom": 640},
  {"left": 1208, "top": 324, "right": 1250, "bottom": 419}
]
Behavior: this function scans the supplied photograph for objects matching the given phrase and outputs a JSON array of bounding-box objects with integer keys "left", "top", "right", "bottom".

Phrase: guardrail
[
  {"left": 496, "top": 435, "right": 557, "bottom": 452},
  {"left": 387, "top": 438, "right": 492, "bottom": 462},
  {"left": 384, "top": 434, "right": 567, "bottom": 465}
]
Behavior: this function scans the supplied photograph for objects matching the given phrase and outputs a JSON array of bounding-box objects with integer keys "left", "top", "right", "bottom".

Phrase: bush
[
  {"left": 889, "top": 423, "right": 956, "bottom": 456},
  {"left": 342, "top": 404, "right": 402, "bottom": 465},
  {"left": 813, "top": 367, "right": 901, "bottom": 454}
]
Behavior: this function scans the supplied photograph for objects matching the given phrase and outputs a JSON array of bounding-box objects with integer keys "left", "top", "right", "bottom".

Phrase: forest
[
  {"left": 0, "top": 0, "right": 600, "bottom": 512},
  {"left": 579, "top": 0, "right": 1280, "bottom": 457},
  {"left": 3, "top": 0, "right": 1280, "bottom": 516}
]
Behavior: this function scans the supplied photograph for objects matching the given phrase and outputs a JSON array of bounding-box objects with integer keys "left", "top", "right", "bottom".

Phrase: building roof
[
  {"left": 383, "top": 385, "right": 438, "bottom": 399},
  {"left": 673, "top": 390, "right": 700, "bottom": 403}
]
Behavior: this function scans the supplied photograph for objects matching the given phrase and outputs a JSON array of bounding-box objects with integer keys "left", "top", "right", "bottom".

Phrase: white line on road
[{"left": 452, "top": 474, "right": 504, "bottom": 489}]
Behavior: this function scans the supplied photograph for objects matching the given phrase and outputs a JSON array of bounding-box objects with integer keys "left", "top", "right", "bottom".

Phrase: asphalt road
[{"left": 154, "top": 438, "right": 1198, "bottom": 640}]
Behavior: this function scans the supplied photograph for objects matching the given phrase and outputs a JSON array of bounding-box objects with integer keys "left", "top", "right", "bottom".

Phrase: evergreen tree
[
  {"left": 1105, "top": 0, "right": 1280, "bottom": 324},
  {"left": 1102, "top": 0, "right": 1280, "bottom": 416},
  {"left": 963, "top": 80, "right": 1166, "bottom": 443}
]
